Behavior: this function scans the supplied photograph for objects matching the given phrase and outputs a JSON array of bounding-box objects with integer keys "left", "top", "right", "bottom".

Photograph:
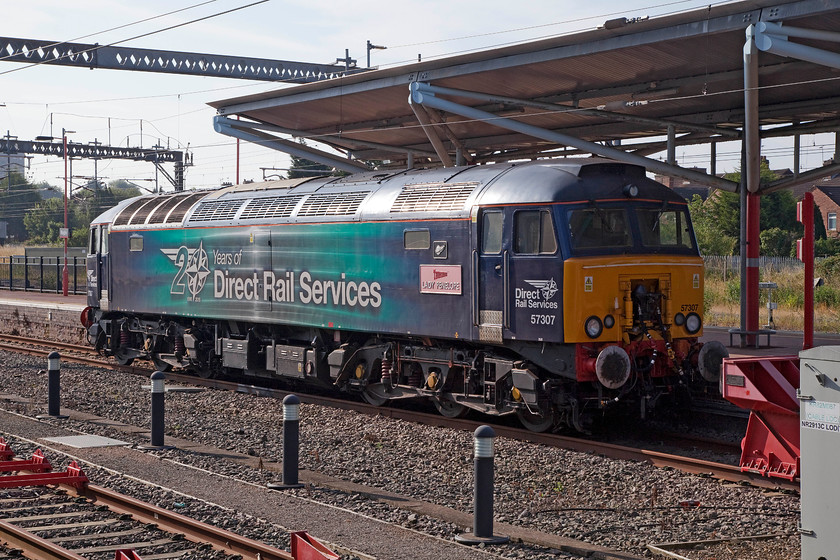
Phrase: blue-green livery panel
[{"left": 108, "top": 221, "right": 473, "bottom": 339}]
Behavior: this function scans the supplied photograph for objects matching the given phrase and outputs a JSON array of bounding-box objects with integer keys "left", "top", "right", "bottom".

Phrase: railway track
[
  {"left": 0, "top": 445, "right": 295, "bottom": 560},
  {"left": 0, "top": 333, "right": 797, "bottom": 493}
]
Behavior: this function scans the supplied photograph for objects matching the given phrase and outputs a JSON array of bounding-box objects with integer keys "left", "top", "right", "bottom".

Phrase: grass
[
  {"left": 0, "top": 244, "right": 26, "bottom": 258},
  {"left": 704, "top": 267, "right": 840, "bottom": 333}
]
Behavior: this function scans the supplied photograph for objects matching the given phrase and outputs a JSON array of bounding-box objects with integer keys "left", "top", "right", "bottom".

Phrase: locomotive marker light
[
  {"left": 456, "top": 426, "right": 509, "bottom": 545},
  {"left": 140, "top": 371, "right": 174, "bottom": 450},
  {"left": 622, "top": 183, "right": 639, "bottom": 197},
  {"left": 37, "top": 352, "right": 68, "bottom": 419},
  {"left": 267, "top": 394, "right": 305, "bottom": 490}
]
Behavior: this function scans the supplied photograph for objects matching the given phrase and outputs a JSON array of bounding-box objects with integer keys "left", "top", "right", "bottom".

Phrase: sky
[{"left": 0, "top": 0, "right": 831, "bottom": 194}]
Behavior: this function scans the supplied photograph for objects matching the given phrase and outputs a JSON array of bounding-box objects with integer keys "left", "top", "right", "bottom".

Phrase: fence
[
  {"left": 703, "top": 255, "right": 807, "bottom": 279},
  {"left": 0, "top": 256, "right": 87, "bottom": 295}
]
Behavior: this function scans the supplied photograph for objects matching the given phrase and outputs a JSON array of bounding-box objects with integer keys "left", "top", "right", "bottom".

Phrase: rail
[{"left": 0, "top": 255, "right": 86, "bottom": 295}]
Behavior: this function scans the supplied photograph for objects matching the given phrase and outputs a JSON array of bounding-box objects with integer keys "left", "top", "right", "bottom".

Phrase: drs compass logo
[
  {"left": 524, "top": 278, "right": 558, "bottom": 301},
  {"left": 161, "top": 241, "right": 211, "bottom": 302},
  {"left": 515, "top": 278, "right": 559, "bottom": 310}
]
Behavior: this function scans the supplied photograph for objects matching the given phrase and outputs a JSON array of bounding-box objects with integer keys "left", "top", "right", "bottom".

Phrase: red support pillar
[
  {"left": 798, "top": 192, "right": 815, "bottom": 350},
  {"left": 745, "top": 191, "right": 761, "bottom": 345}
]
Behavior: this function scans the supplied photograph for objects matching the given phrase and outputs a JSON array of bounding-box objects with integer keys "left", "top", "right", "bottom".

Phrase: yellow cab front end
[{"left": 564, "top": 255, "right": 705, "bottom": 388}]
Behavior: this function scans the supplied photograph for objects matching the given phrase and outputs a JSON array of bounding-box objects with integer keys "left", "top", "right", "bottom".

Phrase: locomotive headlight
[
  {"left": 603, "top": 314, "right": 615, "bottom": 329},
  {"left": 685, "top": 312, "right": 702, "bottom": 334},
  {"left": 623, "top": 183, "right": 639, "bottom": 198},
  {"left": 585, "top": 316, "right": 603, "bottom": 338},
  {"left": 674, "top": 312, "right": 686, "bottom": 327}
]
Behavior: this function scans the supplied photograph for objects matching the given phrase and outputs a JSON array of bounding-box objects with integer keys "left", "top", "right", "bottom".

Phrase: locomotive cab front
[{"left": 559, "top": 178, "right": 727, "bottom": 419}]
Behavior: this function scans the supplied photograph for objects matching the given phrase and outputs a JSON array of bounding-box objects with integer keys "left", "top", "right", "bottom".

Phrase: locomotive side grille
[
  {"left": 240, "top": 195, "right": 304, "bottom": 220},
  {"left": 391, "top": 182, "right": 477, "bottom": 213},
  {"left": 146, "top": 194, "right": 197, "bottom": 225},
  {"left": 190, "top": 199, "right": 245, "bottom": 222},
  {"left": 114, "top": 197, "right": 155, "bottom": 226},
  {"left": 297, "top": 191, "right": 369, "bottom": 217},
  {"left": 165, "top": 193, "right": 209, "bottom": 224}
]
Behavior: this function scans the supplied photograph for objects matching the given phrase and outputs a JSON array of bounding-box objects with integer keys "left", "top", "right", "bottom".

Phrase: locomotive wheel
[
  {"left": 433, "top": 397, "right": 469, "bottom": 418},
  {"left": 151, "top": 353, "right": 172, "bottom": 372},
  {"left": 516, "top": 407, "right": 555, "bottom": 432},
  {"left": 361, "top": 386, "right": 389, "bottom": 406},
  {"left": 113, "top": 348, "right": 134, "bottom": 366}
]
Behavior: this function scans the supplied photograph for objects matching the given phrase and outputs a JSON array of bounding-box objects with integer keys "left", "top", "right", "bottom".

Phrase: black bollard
[
  {"left": 455, "top": 425, "right": 509, "bottom": 545},
  {"left": 139, "top": 371, "right": 173, "bottom": 450},
  {"left": 150, "top": 371, "right": 165, "bottom": 446},
  {"left": 37, "top": 352, "right": 68, "bottom": 419},
  {"left": 267, "top": 394, "right": 304, "bottom": 490}
]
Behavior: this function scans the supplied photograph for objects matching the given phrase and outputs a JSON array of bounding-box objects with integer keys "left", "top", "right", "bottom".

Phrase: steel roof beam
[
  {"left": 416, "top": 83, "right": 739, "bottom": 139},
  {"left": 410, "top": 82, "right": 739, "bottom": 192},
  {"left": 755, "top": 22, "right": 840, "bottom": 70},
  {"left": 761, "top": 160, "right": 840, "bottom": 194},
  {"left": 408, "top": 101, "right": 454, "bottom": 167},
  {"left": 422, "top": 107, "right": 475, "bottom": 164},
  {"left": 0, "top": 36, "right": 361, "bottom": 83},
  {"left": 221, "top": 118, "right": 437, "bottom": 159},
  {"left": 213, "top": 116, "right": 370, "bottom": 173}
]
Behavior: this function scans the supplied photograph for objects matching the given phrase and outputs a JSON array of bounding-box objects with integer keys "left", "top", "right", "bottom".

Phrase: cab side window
[
  {"left": 89, "top": 227, "right": 100, "bottom": 254},
  {"left": 514, "top": 210, "right": 557, "bottom": 254},
  {"left": 481, "top": 211, "right": 503, "bottom": 254}
]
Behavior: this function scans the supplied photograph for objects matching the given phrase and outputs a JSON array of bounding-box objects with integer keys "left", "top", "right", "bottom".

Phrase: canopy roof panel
[{"left": 210, "top": 0, "right": 840, "bottom": 169}]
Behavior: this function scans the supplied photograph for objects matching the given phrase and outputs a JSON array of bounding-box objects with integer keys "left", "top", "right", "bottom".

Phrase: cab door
[
  {"left": 474, "top": 209, "right": 506, "bottom": 343},
  {"left": 86, "top": 225, "right": 110, "bottom": 310},
  {"left": 507, "top": 208, "right": 563, "bottom": 342}
]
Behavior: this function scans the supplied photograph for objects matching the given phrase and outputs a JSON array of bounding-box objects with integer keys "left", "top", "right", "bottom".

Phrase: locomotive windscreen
[{"left": 568, "top": 203, "right": 696, "bottom": 255}]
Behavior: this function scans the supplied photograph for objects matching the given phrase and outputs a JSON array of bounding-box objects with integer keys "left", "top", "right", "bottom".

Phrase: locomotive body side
[
  {"left": 104, "top": 217, "right": 475, "bottom": 340},
  {"left": 82, "top": 159, "right": 727, "bottom": 431}
]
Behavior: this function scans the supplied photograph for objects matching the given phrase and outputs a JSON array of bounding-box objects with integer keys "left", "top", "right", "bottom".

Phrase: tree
[
  {"left": 288, "top": 154, "right": 334, "bottom": 178},
  {"left": 759, "top": 227, "right": 796, "bottom": 256},
  {"left": 0, "top": 172, "right": 44, "bottom": 242},
  {"left": 686, "top": 160, "right": 811, "bottom": 255},
  {"left": 687, "top": 194, "right": 738, "bottom": 255},
  {"left": 24, "top": 197, "right": 68, "bottom": 244}
]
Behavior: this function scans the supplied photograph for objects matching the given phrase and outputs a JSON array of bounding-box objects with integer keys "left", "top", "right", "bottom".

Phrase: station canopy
[{"left": 210, "top": 0, "right": 840, "bottom": 191}]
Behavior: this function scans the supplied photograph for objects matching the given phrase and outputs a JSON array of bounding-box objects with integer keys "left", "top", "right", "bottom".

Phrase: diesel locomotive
[{"left": 82, "top": 158, "right": 728, "bottom": 431}]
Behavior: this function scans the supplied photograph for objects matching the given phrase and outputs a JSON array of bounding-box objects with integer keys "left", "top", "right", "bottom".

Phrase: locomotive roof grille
[
  {"left": 190, "top": 199, "right": 245, "bottom": 222},
  {"left": 166, "top": 193, "right": 208, "bottom": 224},
  {"left": 128, "top": 197, "right": 169, "bottom": 226},
  {"left": 297, "top": 191, "right": 369, "bottom": 217},
  {"left": 391, "top": 182, "right": 477, "bottom": 213},
  {"left": 114, "top": 197, "right": 155, "bottom": 226},
  {"left": 239, "top": 194, "right": 304, "bottom": 220},
  {"left": 146, "top": 194, "right": 196, "bottom": 224}
]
